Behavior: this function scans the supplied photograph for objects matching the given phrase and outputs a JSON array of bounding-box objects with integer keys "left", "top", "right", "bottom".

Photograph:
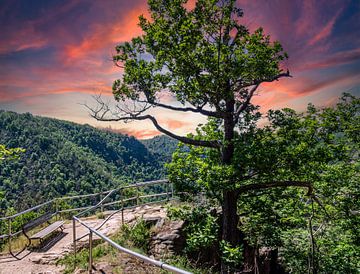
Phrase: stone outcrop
[{"left": 149, "top": 220, "right": 186, "bottom": 259}]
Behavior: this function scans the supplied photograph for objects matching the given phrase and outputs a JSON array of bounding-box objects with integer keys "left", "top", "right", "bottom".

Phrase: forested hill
[
  {"left": 0, "top": 110, "right": 175, "bottom": 213},
  {"left": 141, "top": 135, "right": 179, "bottom": 164}
]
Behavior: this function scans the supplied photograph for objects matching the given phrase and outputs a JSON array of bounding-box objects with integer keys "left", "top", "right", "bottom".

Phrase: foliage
[
  {"left": 220, "top": 240, "right": 243, "bottom": 267},
  {"left": 0, "top": 110, "right": 174, "bottom": 213},
  {"left": 162, "top": 254, "right": 215, "bottom": 274},
  {"left": 141, "top": 135, "right": 179, "bottom": 164},
  {"left": 168, "top": 204, "right": 219, "bottom": 253},
  {"left": 168, "top": 94, "right": 359, "bottom": 272},
  {"left": 112, "top": 0, "right": 287, "bottom": 109},
  {"left": 121, "top": 219, "right": 151, "bottom": 251},
  {"left": 0, "top": 145, "right": 25, "bottom": 163},
  {"left": 57, "top": 242, "right": 111, "bottom": 274}
]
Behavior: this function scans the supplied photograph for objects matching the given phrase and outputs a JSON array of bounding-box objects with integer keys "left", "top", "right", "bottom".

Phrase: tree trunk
[
  {"left": 220, "top": 99, "right": 259, "bottom": 273},
  {"left": 222, "top": 190, "right": 241, "bottom": 246},
  {"left": 221, "top": 99, "right": 243, "bottom": 273}
]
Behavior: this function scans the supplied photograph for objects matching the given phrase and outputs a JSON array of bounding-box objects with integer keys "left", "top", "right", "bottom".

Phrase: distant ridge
[{"left": 0, "top": 110, "right": 176, "bottom": 212}]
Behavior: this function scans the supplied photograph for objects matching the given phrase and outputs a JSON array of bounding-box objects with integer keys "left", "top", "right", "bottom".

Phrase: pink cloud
[
  {"left": 307, "top": 9, "right": 342, "bottom": 46},
  {"left": 298, "top": 48, "right": 360, "bottom": 71}
]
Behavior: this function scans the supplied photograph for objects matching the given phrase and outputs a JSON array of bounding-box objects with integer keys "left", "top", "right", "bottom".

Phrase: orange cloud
[
  {"left": 161, "top": 119, "right": 192, "bottom": 130},
  {"left": 106, "top": 127, "right": 161, "bottom": 139},
  {"left": 64, "top": 6, "right": 146, "bottom": 62}
]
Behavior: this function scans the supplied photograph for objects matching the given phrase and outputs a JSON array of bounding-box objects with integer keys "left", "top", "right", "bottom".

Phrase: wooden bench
[{"left": 22, "top": 212, "right": 65, "bottom": 246}]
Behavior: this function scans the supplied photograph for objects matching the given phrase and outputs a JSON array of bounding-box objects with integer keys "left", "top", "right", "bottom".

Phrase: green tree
[
  {"left": 168, "top": 94, "right": 359, "bottom": 272},
  {"left": 0, "top": 145, "right": 24, "bottom": 163},
  {"left": 88, "top": 0, "right": 289, "bottom": 267}
]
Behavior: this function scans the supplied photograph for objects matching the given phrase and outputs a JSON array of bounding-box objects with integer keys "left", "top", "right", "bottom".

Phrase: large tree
[
  {"left": 168, "top": 94, "right": 359, "bottom": 272},
  {"left": 89, "top": 0, "right": 289, "bottom": 269}
]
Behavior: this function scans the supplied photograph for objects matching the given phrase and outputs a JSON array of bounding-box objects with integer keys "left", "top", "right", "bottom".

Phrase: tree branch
[
  {"left": 233, "top": 83, "right": 260, "bottom": 123},
  {"left": 90, "top": 110, "right": 220, "bottom": 148},
  {"left": 233, "top": 71, "right": 292, "bottom": 123},
  {"left": 240, "top": 71, "right": 292, "bottom": 89},
  {"left": 138, "top": 100, "right": 225, "bottom": 118},
  {"left": 237, "top": 181, "right": 313, "bottom": 195}
]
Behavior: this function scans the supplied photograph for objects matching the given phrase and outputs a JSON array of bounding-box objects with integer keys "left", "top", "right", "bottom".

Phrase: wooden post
[
  {"left": 171, "top": 181, "right": 174, "bottom": 200},
  {"left": 55, "top": 199, "right": 59, "bottom": 221},
  {"left": 8, "top": 218, "right": 12, "bottom": 254},
  {"left": 100, "top": 194, "right": 104, "bottom": 213},
  {"left": 166, "top": 182, "right": 170, "bottom": 201},
  {"left": 72, "top": 218, "right": 77, "bottom": 265},
  {"left": 121, "top": 190, "right": 124, "bottom": 225}
]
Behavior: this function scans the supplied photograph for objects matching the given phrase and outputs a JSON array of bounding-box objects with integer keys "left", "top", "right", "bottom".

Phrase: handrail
[
  {"left": 0, "top": 179, "right": 169, "bottom": 221},
  {"left": 1, "top": 179, "right": 190, "bottom": 273},
  {"left": 73, "top": 216, "right": 191, "bottom": 274},
  {"left": 72, "top": 179, "right": 191, "bottom": 273},
  {"left": 0, "top": 179, "right": 170, "bottom": 254},
  {"left": 0, "top": 199, "right": 55, "bottom": 221}
]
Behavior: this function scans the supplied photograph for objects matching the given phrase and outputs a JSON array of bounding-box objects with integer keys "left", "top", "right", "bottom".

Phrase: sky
[{"left": 0, "top": 0, "right": 359, "bottom": 139}]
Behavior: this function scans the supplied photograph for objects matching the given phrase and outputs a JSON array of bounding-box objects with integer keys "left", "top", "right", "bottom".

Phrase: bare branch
[
  {"left": 137, "top": 99, "right": 225, "bottom": 118},
  {"left": 93, "top": 113, "right": 220, "bottom": 148},
  {"left": 240, "top": 71, "right": 292, "bottom": 89},
  {"left": 232, "top": 71, "right": 292, "bottom": 123},
  {"left": 236, "top": 180, "right": 330, "bottom": 216},
  {"left": 85, "top": 96, "right": 220, "bottom": 148}
]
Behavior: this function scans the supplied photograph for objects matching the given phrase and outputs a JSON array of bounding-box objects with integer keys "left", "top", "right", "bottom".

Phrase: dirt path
[{"left": 0, "top": 205, "right": 167, "bottom": 274}]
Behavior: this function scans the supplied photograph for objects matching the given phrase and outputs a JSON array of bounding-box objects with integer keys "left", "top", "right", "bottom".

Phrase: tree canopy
[
  {"left": 90, "top": 0, "right": 289, "bottom": 148},
  {"left": 167, "top": 94, "right": 359, "bottom": 272},
  {"left": 87, "top": 0, "right": 292, "bottom": 271},
  {"left": 86, "top": 0, "right": 360, "bottom": 272}
]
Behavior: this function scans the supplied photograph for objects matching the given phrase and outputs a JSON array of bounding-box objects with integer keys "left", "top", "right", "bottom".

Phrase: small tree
[
  {"left": 0, "top": 145, "right": 24, "bottom": 163},
  {"left": 88, "top": 0, "right": 289, "bottom": 270}
]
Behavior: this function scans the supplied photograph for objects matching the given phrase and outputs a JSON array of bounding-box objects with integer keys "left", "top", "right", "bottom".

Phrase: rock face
[{"left": 149, "top": 220, "right": 186, "bottom": 259}]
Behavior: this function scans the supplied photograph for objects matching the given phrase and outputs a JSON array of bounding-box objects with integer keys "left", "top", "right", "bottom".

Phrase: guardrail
[
  {"left": 0, "top": 179, "right": 191, "bottom": 273},
  {"left": 72, "top": 179, "right": 191, "bottom": 273}
]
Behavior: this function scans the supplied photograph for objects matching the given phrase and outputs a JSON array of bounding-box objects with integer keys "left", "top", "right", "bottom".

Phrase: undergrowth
[{"left": 57, "top": 214, "right": 213, "bottom": 273}]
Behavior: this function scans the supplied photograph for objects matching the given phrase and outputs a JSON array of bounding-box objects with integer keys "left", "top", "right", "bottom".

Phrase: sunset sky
[{"left": 0, "top": 0, "right": 359, "bottom": 139}]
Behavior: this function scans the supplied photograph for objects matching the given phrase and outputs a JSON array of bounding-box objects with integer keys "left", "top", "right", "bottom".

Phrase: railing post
[
  {"left": 88, "top": 230, "right": 93, "bottom": 274},
  {"left": 55, "top": 199, "right": 59, "bottom": 220},
  {"left": 8, "top": 218, "right": 12, "bottom": 254},
  {"left": 72, "top": 218, "right": 77, "bottom": 265},
  {"left": 166, "top": 181, "right": 170, "bottom": 201},
  {"left": 171, "top": 181, "right": 174, "bottom": 200},
  {"left": 121, "top": 190, "right": 124, "bottom": 225},
  {"left": 136, "top": 189, "right": 140, "bottom": 206},
  {"left": 100, "top": 193, "right": 104, "bottom": 213}
]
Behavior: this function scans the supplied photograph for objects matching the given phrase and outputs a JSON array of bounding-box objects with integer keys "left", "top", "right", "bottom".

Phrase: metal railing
[
  {"left": 72, "top": 179, "right": 191, "bottom": 274},
  {"left": 0, "top": 179, "right": 190, "bottom": 273},
  {"left": 73, "top": 216, "right": 191, "bottom": 274},
  {"left": 0, "top": 190, "right": 108, "bottom": 258},
  {"left": 73, "top": 180, "right": 190, "bottom": 274}
]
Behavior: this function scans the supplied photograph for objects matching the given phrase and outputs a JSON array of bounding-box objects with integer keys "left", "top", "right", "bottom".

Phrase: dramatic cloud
[{"left": 0, "top": 0, "right": 359, "bottom": 139}]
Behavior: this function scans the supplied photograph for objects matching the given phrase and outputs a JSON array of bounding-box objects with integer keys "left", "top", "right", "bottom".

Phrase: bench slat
[
  {"left": 23, "top": 212, "right": 54, "bottom": 232},
  {"left": 30, "top": 221, "right": 64, "bottom": 240}
]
